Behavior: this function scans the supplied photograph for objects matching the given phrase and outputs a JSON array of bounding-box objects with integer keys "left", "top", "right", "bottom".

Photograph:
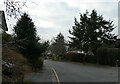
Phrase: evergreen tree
[
  {"left": 14, "top": 13, "right": 36, "bottom": 41},
  {"left": 69, "top": 10, "right": 117, "bottom": 55},
  {"left": 14, "top": 13, "right": 42, "bottom": 63},
  {"left": 49, "top": 33, "right": 66, "bottom": 56}
]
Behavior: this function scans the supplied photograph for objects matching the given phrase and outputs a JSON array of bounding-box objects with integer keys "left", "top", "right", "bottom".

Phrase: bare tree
[{"left": 4, "top": 0, "right": 27, "bottom": 19}]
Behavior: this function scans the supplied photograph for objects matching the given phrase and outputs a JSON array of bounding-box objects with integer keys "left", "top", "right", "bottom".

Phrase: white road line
[
  {"left": 51, "top": 67, "right": 60, "bottom": 84},
  {"left": 46, "top": 64, "right": 60, "bottom": 84}
]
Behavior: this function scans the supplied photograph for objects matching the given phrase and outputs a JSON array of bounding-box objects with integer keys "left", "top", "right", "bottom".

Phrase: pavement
[
  {"left": 24, "top": 60, "right": 119, "bottom": 83},
  {"left": 45, "top": 60, "right": 118, "bottom": 82},
  {"left": 24, "top": 63, "right": 58, "bottom": 83}
]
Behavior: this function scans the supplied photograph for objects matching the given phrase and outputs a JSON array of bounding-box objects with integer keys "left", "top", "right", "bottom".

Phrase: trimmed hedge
[
  {"left": 66, "top": 52, "right": 85, "bottom": 62},
  {"left": 107, "top": 48, "right": 119, "bottom": 66},
  {"left": 84, "top": 55, "right": 97, "bottom": 63},
  {"left": 96, "top": 46, "right": 108, "bottom": 65},
  {"left": 96, "top": 46, "right": 119, "bottom": 66},
  {"left": 66, "top": 53, "right": 97, "bottom": 63},
  {"left": 66, "top": 47, "right": 119, "bottom": 66}
]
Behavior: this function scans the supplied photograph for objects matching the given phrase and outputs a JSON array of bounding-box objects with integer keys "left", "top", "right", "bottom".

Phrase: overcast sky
[{"left": 0, "top": 0, "right": 119, "bottom": 41}]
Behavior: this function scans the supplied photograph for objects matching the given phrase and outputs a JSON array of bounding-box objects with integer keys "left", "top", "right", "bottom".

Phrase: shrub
[
  {"left": 51, "top": 56, "right": 57, "bottom": 61},
  {"left": 96, "top": 46, "right": 119, "bottom": 66},
  {"left": 107, "top": 48, "right": 119, "bottom": 66},
  {"left": 61, "top": 55, "right": 67, "bottom": 61},
  {"left": 66, "top": 52, "right": 73, "bottom": 61},
  {"left": 84, "top": 55, "right": 97, "bottom": 63},
  {"left": 66, "top": 52, "right": 85, "bottom": 62},
  {"left": 2, "top": 32, "right": 12, "bottom": 42},
  {"left": 96, "top": 46, "right": 108, "bottom": 65},
  {"left": 31, "top": 58, "right": 43, "bottom": 71},
  {"left": 118, "top": 48, "right": 120, "bottom": 61},
  {"left": 73, "top": 53, "right": 85, "bottom": 62},
  {"left": 51, "top": 55, "right": 67, "bottom": 61}
]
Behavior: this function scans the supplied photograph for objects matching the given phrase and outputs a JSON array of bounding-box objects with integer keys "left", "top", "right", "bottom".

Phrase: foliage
[
  {"left": 96, "top": 46, "right": 108, "bottom": 65},
  {"left": 14, "top": 13, "right": 37, "bottom": 41},
  {"left": 69, "top": 9, "right": 117, "bottom": 55},
  {"left": 4, "top": 0, "right": 27, "bottom": 19},
  {"left": 66, "top": 52, "right": 85, "bottom": 62},
  {"left": 39, "top": 41, "right": 49, "bottom": 55},
  {"left": 31, "top": 58, "right": 43, "bottom": 71},
  {"left": 66, "top": 47, "right": 119, "bottom": 66},
  {"left": 115, "top": 39, "right": 120, "bottom": 48},
  {"left": 13, "top": 13, "right": 46, "bottom": 66},
  {"left": 48, "top": 33, "right": 67, "bottom": 56},
  {"left": 51, "top": 55, "right": 67, "bottom": 61},
  {"left": 84, "top": 55, "right": 97, "bottom": 63},
  {"left": 107, "top": 48, "right": 119, "bottom": 66},
  {"left": 96, "top": 46, "right": 119, "bottom": 66},
  {"left": 2, "top": 31, "right": 12, "bottom": 42}
]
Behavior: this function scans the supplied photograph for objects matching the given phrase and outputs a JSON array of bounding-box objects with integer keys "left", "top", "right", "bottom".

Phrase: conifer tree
[{"left": 69, "top": 10, "right": 117, "bottom": 54}]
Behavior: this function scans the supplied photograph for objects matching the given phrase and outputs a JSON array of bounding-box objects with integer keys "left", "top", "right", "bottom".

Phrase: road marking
[
  {"left": 46, "top": 64, "right": 60, "bottom": 84},
  {"left": 51, "top": 67, "right": 60, "bottom": 84}
]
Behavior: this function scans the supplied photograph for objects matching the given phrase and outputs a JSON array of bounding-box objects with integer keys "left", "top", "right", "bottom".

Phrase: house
[{"left": 0, "top": 11, "right": 8, "bottom": 32}]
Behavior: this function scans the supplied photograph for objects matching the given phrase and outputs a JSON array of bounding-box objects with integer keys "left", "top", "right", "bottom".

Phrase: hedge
[
  {"left": 96, "top": 46, "right": 119, "bottom": 66},
  {"left": 66, "top": 52, "right": 85, "bottom": 62}
]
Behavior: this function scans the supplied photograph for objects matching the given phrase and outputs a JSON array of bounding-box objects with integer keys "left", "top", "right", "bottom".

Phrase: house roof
[{"left": 0, "top": 11, "right": 8, "bottom": 31}]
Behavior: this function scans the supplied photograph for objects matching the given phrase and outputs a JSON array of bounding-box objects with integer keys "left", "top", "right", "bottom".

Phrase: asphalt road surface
[{"left": 44, "top": 60, "right": 118, "bottom": 82}]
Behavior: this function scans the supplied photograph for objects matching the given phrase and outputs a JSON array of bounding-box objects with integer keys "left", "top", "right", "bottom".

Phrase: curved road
[{"left": 45, "top": 60, "right": 118, "bottom": 82}]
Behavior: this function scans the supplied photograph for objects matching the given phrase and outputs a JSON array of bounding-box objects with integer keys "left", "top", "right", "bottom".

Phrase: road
[
  {"left": 24, "top": 64, "right": 57, "bottom": 82},
  {"left": 44, "top": 60, "right": 118, "bottom": 82}
]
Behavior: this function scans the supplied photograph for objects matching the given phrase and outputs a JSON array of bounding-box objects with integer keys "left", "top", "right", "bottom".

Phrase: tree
[
  {"left": 13, "top": 13, "right": 42, "bottom": 63},
  {"left": 4, "top": 0, "right": 27, "bottom": 19},
  {"left": 4, "top": 0, "right": 36, "bottom": 19},
  {"left": 69, "top": 10, "right": 117, "bottom": 55},
  {"left": 14, "top": 13, "right": 36, "bottom": 41},
  {"left": 39, "top": 41, "right": 49, "bottom": 55},
  {"left": 49, "top": 33, "right": 67, "bottom": 56}
]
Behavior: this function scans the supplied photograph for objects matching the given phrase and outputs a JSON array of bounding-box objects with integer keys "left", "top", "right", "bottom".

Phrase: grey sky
[{"left": 0, "top": 0, "right": 119, "bottom": 41}]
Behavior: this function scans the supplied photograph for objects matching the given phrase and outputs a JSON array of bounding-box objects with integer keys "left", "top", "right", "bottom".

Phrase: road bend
[{"left": 44, "top": 60, "right": 118, "bottom": 82}]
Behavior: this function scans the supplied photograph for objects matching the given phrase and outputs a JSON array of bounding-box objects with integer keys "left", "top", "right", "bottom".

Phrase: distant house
[{"left": 0, "top": 11, "right": 8, "bottom": 31}]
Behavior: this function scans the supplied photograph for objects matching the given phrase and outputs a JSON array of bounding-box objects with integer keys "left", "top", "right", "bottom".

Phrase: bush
[
  {"left": 31, "top": 58, "right": 43, "bottom": 71},
  {"left": 51, "top": 56, "right": 59, "bottom": 61},
  {"left": 51, "top": 55, "right": 67, "bottom": 61},
  {"left": 51, "top": 56, "right": 56, "bottom": 61},
  {"left": 96, "top": 46, "right": 119, "bottom": 66},
  {"left": 107, "top": 48, "right": 119, "bottom": 66},
  {"left": 66, "top": 52, "right": 85, "bottom": 62},
  {"left": 66, "top": 53, "right": 72, "bottom": 61},
  {"left": 73, "top": 53, "right": 85, "bottom": 62},
  {"left": 117, "top": 48, "right": 120, "bottom": 61},
  {"left": 96, "top": 46, "right": 109, "bottom": 65},
  {"left": 84, "top": 55, "right": 97, "bottom": 63},
  {"left": 2, "top": 32, "right": 12, "bottom": 42},
  {"left": 61, "top": 55, "right": 67, "bottom": 61}
]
